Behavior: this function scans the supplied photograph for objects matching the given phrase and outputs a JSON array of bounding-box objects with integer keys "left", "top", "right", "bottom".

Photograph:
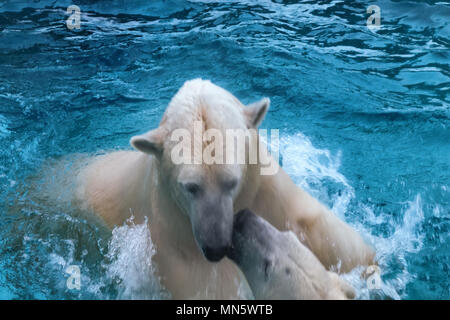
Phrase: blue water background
[{"left": 0, "top": 0, "right": 448, "bottom": 299}]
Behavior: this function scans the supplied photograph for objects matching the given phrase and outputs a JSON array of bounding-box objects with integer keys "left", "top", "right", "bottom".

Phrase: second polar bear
[{"left": 228, "top": 209, "right": 355, "bottom": 300}]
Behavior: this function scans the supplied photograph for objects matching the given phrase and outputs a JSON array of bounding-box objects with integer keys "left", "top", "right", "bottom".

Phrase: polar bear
[
  {"left": 76, "top": 79, "right": 374, "bottom": 299},
  {"left": 228, "top": 209, "right": 355, "bottom": 300}
]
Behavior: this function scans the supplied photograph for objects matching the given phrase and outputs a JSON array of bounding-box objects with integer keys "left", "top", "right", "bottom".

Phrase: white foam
[
  {"left": 278, "top": 133, "right": 425, "bottom": 299},
  {"left": 43, "top": 238, "right": 97, "bottom": 298},
  {"left": 363, "top": 194, "right": 424, "bottom": 299},
  {"left": 105, "top": 216, "right": 167, "bottom": 299},
  {"left": 280, "top": 132, "right": 354, "bottom": 219}
]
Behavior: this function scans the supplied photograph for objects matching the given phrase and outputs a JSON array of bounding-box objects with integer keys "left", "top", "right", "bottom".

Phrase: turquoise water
[{"left": 0, "top": 0, "right": 448, "bottom": 299}]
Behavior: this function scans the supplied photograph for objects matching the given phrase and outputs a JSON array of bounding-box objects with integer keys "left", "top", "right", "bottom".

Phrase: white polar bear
[
  {"left": 76, "top": 79, "right": 374, "bottom": 299},
  {"left": 228, "top": 209, "right": 355, "bottom": 300}
]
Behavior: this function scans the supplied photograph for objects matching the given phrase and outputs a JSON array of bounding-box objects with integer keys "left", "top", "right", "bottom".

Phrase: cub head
[
  {"left": 129, "top": 79, "right": 270, "bottom": 262},
  {"left": 227, "top": 208, "right": 301, "bottom": 298},
  {"left": 228, "top": 209, "right": 356, "bottom": 300}
]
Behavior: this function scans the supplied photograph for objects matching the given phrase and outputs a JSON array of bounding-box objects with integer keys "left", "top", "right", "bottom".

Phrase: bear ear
[
  {"left": 130, "top": 128, "right": 164, "bottom": 156},
  {"left": 244, "top": 98, "right": 270, "bottom": 128}
]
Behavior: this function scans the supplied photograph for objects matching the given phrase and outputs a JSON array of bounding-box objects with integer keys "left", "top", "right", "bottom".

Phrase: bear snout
[
  {"left": 233, "top": 209, "right": 258, "bottom": 235},
  {"left": 202, "top": 244, "right": 230, "bottom": 262}
]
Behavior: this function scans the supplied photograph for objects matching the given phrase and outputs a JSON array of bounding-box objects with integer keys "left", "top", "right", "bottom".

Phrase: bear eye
[
  {"left": 184, "top": 182, "right": 201, "bottom": 196},
  {"left": 224, "top": 178, "right": 238, "bottom": 191}
]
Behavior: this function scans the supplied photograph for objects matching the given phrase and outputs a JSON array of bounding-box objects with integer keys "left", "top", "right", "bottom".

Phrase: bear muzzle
[{"left": 202, "top": 244, "right": 230, "bottom": 262}]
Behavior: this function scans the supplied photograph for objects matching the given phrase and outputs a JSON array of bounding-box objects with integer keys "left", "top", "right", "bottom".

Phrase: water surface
[{"left": 0, "top": 0, "right": 448, "bottom": 299}]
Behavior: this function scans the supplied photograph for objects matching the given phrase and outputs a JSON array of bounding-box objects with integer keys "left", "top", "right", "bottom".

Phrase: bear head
[{"left": 130, "top": 79, "right": 270, "bottom": 262}]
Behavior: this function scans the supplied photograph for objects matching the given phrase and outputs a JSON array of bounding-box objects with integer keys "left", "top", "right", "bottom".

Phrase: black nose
[{"left": 202, "top": 245, "right": 229, "bottom": 262}]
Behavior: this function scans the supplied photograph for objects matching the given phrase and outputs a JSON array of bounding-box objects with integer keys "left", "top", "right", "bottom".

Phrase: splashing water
[
  {"left": 281, "top": 133, "right": 354, "bottom": 219},
  {"left": 105, "top": 216, "right": 168, "bottom": 300},
  {"left": 0, "top": 0, "right": 448, "bottom": 299},
  {"left": 279, "top": 133, "right": 429, "bottom": 299}
]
